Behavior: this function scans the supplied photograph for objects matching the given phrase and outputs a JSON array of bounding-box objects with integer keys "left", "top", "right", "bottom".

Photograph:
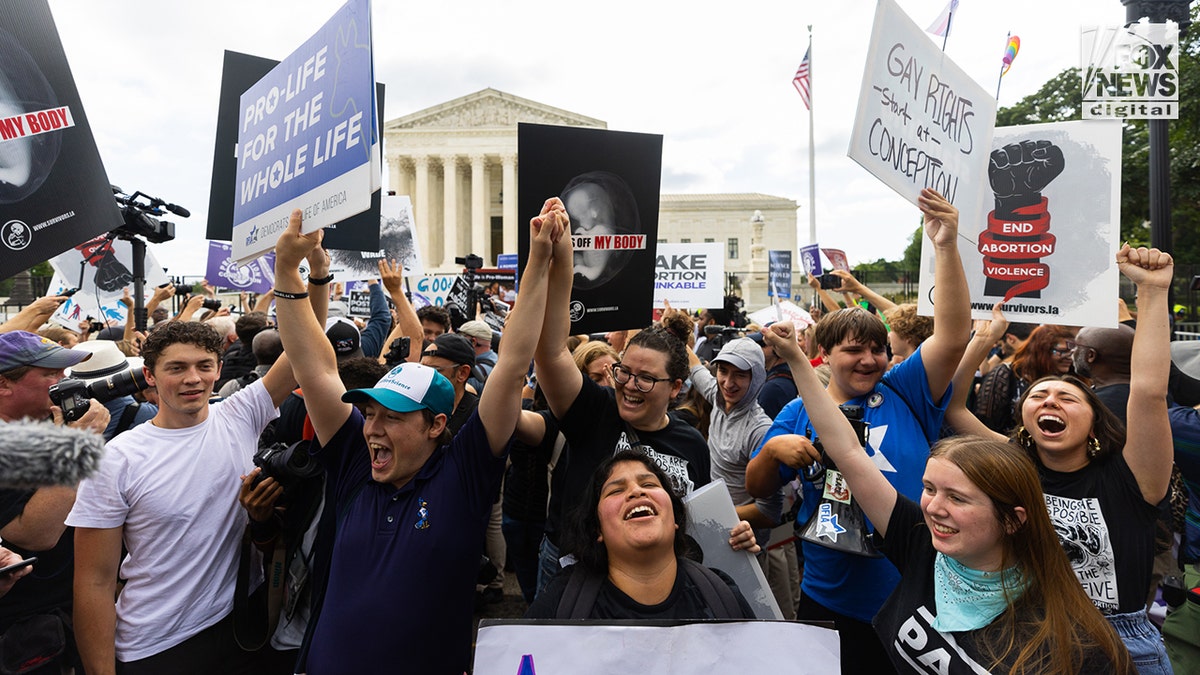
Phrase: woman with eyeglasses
[{"left": 975, "top": 324, "right": 1076, "bottom": 434}]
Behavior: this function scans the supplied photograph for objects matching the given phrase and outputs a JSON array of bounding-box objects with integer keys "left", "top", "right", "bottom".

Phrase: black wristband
[
  {"left": 274, "top": 289, "right": 309, "bottom": 300},
  {"left": 308, "top": 273, "right": 334, "bottom": 286}
]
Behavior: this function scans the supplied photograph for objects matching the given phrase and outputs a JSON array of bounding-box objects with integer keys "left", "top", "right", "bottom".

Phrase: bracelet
[
  {"left": 308, "top": 273, "right": 334, "bottom": 286},
  {"left": 273, "top": 289, "right": 309, "bottom": 300}
]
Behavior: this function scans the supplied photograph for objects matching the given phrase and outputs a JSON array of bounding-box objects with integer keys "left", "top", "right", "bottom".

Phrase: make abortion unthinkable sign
[{"left": 232, "top": 0, "right": 375, "bottom": 263}]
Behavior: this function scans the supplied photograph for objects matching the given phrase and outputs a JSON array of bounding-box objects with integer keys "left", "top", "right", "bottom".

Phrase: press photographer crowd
[{"left": 0, "top": 186, "right": 1198, "bottom": 675}]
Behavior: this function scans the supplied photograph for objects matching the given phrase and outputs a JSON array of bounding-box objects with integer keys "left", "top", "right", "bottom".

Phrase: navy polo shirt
[{"left": 304, "top": 408, "right": 507, "bottom": 675}]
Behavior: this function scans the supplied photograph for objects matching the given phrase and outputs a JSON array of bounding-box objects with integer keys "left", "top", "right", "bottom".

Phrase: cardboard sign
[
  {"left": 518, "top": 123, "right": 663, "bottom": 334},
  {"left": 768, "top": 250, "right": 793, "bottom": 300},
  {"left": 232, "top": 0, "right": 376, "bottom": 262},
  {"left": 0, "top": 0, "right": 123, "bottom": 281},
  {"left": 205, "top": 241, "right": 275, "bottom": 294},
  {"left": 848, "top": 0, "right": 994, "bottom": 214},
  {"left": 474, "top": 621, "right": 839, "bottom": 673},
  {"left": 918, "top": 120, "right": 1123, "bottom": 328},
  {"left": 329, "top": 194, "right": 424, "bottom": 282},
  {"left": 653, "top": 243, "right": 724, "bottom": 309}
]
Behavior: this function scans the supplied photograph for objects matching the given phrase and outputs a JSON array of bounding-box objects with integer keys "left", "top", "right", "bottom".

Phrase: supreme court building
[{"left": 383, "top": 88, "right": 800, "bottom": 308}]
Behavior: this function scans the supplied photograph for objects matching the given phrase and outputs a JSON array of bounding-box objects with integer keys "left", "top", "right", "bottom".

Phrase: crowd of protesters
[{"left": 1, "top": 188, "right": 1199, "bottom": 674}]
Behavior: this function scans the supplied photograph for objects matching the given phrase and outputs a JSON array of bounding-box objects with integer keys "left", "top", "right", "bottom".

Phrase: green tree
[{"left": 996, "top": 5, "right": 1200, "bottom": 262}]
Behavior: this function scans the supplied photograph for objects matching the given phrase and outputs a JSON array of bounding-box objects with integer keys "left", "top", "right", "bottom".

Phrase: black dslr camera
[
  {"left": 49, "top": 368, "right": 150, "bottom": 422},
  {"left": 252, "top": 440, "right": 323, "bottom": 491},
  {"left": 803, "top": 404, "right": 869, "bottom": 481}
]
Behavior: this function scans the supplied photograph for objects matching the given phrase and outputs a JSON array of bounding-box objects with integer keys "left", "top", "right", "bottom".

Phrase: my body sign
[
  {"left": 848, "top": 0, "right": 994, "bottom": 213},
  {"left": 232, "top": 0, "right": 375, "bottom": 263}
]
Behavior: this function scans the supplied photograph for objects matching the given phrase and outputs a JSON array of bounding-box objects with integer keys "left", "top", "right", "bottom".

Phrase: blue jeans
[
  {"left": 501, "top": 516, "right": 544, "bottom": 604},
  {"left": 1108, "top": 609, "right": 1174, "bottom": 675},
  {"left": 536, "top": 535, "right": 564, "bottom": 599}
]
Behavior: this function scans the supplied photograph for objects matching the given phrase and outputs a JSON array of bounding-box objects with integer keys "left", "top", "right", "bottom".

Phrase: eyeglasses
[
  {"left": 610, "top": 364, "right": 673, "bottom": 393},
  {"left": 1050, "top": 346, "right": 1072, "bottom": 357}
]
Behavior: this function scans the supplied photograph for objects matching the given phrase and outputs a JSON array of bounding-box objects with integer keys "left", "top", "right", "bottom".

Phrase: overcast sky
[{"left": 45, "top": 0, "right": 1134, "bottom": 278}]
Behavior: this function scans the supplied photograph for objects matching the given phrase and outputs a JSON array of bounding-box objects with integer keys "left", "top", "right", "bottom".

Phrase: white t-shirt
[{"left": 66, "top": 381, "right": 278, "bottom": 662}]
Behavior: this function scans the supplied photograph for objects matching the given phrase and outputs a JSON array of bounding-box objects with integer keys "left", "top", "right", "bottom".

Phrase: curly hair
[
  {"left": 1010, "top": 325, "right": 1073, "bottom": 385},
  {"left": 141, "top": 321, "right": 224, "bottom": 372},
  {"left": 416, "top": 305, "right": 451, "bottom": 334},
  {"left": 627, "top": 325, "right": 689, "bottom": 383},
  {"left": 562, "top": 451, "right": 690, "bottom": 573},
  {"left": 883, "top": 303, "right": 934, "bottom": 347}
]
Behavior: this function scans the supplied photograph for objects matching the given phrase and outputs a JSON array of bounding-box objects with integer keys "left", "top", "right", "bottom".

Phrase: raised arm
[
  {"left": 1120, "top": 244, "right": 1173, "bottom": 503},
  {"left": 831, "top": 270, "right": 896, "bottom": 313},
  {"left": 914, "top": 188, "right": 971, "bottom": 403},
  {"left": 945, "top": 306, "right": 1008, "bottom": 441},
  {"left": 306, "top": 244, "right": 331, "bottom": 327},
  {"left": 272, "top": 212, "right": 350, "bottom": 445},
  {"left": 376, "top": 259, "right": 423, "bottom": 363},
  {"left": 532, "top": 201, "right": 581, "bottom": 420},
  {"left": 478, "top": 199, "right": 566, "bottom": 454},
  {"left": 807, "top": 273, "right": 842, "bottom": 313},
  {"left": 0, "top": 294, "right": 69, "bottom": 333},
  {"left": 762, "top": 322, "right": 898, "bottom": 536}
]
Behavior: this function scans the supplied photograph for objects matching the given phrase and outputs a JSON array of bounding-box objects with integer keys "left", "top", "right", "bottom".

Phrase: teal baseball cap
[{"left": 342, "top": 362, "right": 455, "bottom": 417}]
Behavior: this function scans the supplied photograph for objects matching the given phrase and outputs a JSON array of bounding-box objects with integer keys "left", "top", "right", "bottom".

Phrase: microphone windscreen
[{"left": 0, "top": 420, "right": 106, "bottom": 488}]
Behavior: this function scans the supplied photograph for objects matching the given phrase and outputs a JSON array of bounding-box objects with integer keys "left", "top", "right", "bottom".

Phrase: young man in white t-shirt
[{"left": 69, "top": 320, "right": 297, "bottom": 675}]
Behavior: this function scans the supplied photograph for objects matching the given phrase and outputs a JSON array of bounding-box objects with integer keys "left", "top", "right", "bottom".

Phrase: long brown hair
[
  {"left": 1013, "top": 375, "right": 1127, "bottom": 461},
  {"left": 1010, "top": 325, "right": 1073, "bottom": 385},
  {"left": 929, "top": 437, "right": 1130, "bottom": 673}
]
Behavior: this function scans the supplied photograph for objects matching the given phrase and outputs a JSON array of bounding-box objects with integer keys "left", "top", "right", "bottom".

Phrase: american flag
[{"left": 793, "top": 47, "right": 811, "bottom": 110}]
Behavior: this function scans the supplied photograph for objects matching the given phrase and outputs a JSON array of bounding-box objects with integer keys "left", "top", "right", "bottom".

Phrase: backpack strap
[
  {"left": 555, "top": 567, "right": 605, "bottom": 620},
  {"left": 113, "top": 402, "right": 142, "bottom": 436},
  {"left": 679, "top": 558, "right": 743, "bottom": 619}
]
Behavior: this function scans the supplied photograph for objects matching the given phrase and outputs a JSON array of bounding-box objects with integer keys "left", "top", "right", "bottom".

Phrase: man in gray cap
[
  {"left": 0, "top": 330, "right": 108, "bottom": 672},
  {"left": 458, "top": 319, "right": 497, "bottom": 392}
]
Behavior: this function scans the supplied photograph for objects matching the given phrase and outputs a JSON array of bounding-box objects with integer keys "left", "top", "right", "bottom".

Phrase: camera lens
[{"left": 87, "top": 368, "right": 149, "bottom": 404}]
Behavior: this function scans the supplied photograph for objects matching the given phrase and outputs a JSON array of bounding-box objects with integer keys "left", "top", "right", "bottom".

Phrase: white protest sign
[
  {"left": 848, "top": 0, "right": 994, "bottom": 214},
  {"left": 48, "top": 236, "right": 170, "bottom": 328},
  {"left": 683, "top": 480, "right": 782, "bottom": 620},
  {"left": 474, "top": 621, "right": 838, "bottom": 674},
  {"left": 653, "top": 243, "right": 724, "bottom": 309},
  {"left": 329, "top": 194, "right": 424, "bottom": 282},
  {"left": 232, "top": 0, "right": 375, "bottom": 263},
  {"left": 918, "top": 120, "right": 1122, "bottom": 327}
]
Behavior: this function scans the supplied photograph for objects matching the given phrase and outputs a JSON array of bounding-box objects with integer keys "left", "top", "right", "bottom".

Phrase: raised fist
[{"left": 988, "top": 140, "right": 1065, "bottom": 200}]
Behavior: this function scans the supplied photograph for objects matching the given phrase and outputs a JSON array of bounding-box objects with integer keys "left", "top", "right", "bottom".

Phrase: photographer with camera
[
  {"left": 59, "top": 340, "right": 156, "bottom": 441},
  {"left": 0, "top": 330, "right": 108, "bottom": 673}
]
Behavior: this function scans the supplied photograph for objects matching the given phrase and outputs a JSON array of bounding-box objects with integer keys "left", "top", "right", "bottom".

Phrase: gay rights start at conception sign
[{"left": 232, "top": 0, "right": 376, "bottom": 263}]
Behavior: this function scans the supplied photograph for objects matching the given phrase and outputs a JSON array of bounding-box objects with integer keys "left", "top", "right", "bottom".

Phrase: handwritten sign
[{"left": 848, "top": 0, "right": 994, "bottom": 213}]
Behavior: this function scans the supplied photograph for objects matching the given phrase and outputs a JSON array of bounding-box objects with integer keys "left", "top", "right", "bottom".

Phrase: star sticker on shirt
[{"left": 865, "top": 424, "right": 897, "bottom": 473}]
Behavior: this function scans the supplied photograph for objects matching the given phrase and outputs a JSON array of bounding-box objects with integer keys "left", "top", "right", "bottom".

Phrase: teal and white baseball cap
[{"left": 341, "top": 362, "right": 455, "bottom": 417}]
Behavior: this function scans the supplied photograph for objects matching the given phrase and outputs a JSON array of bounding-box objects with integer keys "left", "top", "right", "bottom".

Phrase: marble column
[
  {"left": 501, "top": 153, "right": 517, "bottom": 257},
  {"left": 396, "top": 157, "right": 413, "bottom": 198},
  {"left": 413, "top": 155, "right": 431, "bottom": 266},
  {"left": 470, "top": 154, "right": 488, "bottom": 260},
  {"left": 442, "top": 155, "right": 459, "bottom": 267},
  {"left": 386, "top": 155, "right": 402, "bottom": 195}
]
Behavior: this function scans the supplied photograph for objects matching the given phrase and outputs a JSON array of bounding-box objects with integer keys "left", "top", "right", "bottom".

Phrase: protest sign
[
  {"left": 474, "top": 621, "right": 838, "bottom": 673},
  {"left": 653, "top": 243, "right": 724, "bottom": 309},
  {"left": 799, "top": 243, "right": 823, "bottom": 278},
  {"left": 518, "top": 123, "right": 662, "bottom": 335},
  {"left": 918, "top": 120, "right": 1122, "bottom": 327},
  {"left": 47, "top": 236, "right": 170, "bottom": 328},
  {"left": 848, "top": 0, "right": 995, "bottom": 215},
  {"left": 329, "top": 194, "right": 423, "bottom": 282},
  {"left": 768, "top": 250, "right": 793, "bottom": 299},
  {"left": 0, "top": 0, "right": 123, "bottom": 281},
  {"left": 683, "top": 480, "right": 782, "bottom": 620},
  {"left": 347, "top": 289, "right": 371, "bottom": 317},
  {"left": 411, "top": 273, "right": 453, "bottom": 309},
  {"left": 210, "top": 51, "right": 384, "bottom": 252},
  {"left": 497, "top": 252, "right": 518, "bottom": 294},
  {"left": 232, "top": 0, "right": 375, "bottom": 263},
  {"left": 205, "top": 241, "right": 274, "bottom": 294},
  {"left": 748, "top": 300, "right": 814, "bottom": 328},
  {"left": 822, "top": 248, "right": 851, "bottom": 272},
  {"left": 1082, "top": 23, "right": 1179, "bottom": 119}
]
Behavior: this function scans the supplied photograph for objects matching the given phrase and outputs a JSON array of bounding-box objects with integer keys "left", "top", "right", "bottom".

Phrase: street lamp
[{"left": 1120, "top": 0, "right": 1191, "bottom": 255}]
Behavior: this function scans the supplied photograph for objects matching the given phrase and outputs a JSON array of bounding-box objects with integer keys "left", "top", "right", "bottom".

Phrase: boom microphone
[{"left": 0, "top": 420, "right": 106, "bottom": 488}]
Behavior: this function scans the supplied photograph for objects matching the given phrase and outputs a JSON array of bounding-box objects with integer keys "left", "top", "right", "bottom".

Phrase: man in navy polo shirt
[{"left": 273, "top": 198, "right": 566, "bottom": 675}]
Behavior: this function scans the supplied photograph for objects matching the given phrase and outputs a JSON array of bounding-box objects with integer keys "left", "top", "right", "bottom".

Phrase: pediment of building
[{"left": 386, "top": 88, "right": 605, "bottom": 131}]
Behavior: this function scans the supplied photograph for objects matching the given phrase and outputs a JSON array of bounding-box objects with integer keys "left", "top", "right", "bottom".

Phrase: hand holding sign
[{"left": 275, "top": 209, "right": 323, "bottom": 271}]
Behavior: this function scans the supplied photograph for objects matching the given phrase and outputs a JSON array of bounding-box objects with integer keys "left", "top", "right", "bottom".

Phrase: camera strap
[{"left": 113, "top": 402, "right": 141, "bottom": 437}]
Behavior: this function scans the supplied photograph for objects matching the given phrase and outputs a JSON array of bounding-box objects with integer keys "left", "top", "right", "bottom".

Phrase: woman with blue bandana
[{"left": 762, "top": 321, "right": 1132, "bottom": 674}]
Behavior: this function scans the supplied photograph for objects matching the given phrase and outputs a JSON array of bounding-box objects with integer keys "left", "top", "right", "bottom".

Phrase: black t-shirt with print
[{"left": 545, "top": 376, "right": 711, "bottom": 544}]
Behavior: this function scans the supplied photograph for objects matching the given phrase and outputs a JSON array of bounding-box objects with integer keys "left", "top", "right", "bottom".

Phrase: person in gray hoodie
[{"left": 687, "top": 337, "right": 783, "bottom": 544}]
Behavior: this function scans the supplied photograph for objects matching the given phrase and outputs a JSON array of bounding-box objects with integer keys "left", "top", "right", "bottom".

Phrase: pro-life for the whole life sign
[{"left": 232, "top": 0, "right": 377, "bottom": 263}]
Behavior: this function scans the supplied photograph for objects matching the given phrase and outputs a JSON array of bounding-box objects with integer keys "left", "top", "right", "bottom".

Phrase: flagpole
[
  {"left": 942, "top": 10, "right": 952, "bottom": 51},
  {"left": 807, "top": 25, "right": 816, "bottom": 247},
  {"left": 996, "top": 31, "right": 1010, "bottom": 100}
]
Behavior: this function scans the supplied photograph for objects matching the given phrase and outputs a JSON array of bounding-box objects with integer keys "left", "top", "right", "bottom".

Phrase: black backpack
[{"left": 554, "top": 559, "right": 743, "bottom": 620}]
